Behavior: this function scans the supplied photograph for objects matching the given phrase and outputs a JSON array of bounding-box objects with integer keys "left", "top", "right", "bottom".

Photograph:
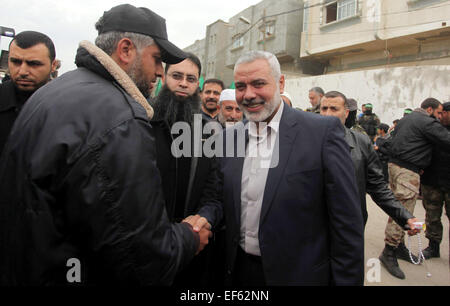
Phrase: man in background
[
  {"left": 307, "top": 86, "right": 324, "bottom": 113},
  {"left": 216, "top": 89, "right": 243, "bottom": 127},
  {"left": 0, "top": 31, "right": 57, "bottom": 154},
  {"left": 380, "top": 98, "right": 450, "bottom": 279},
  {"left": 200, "top": 78, "right": 224, "bottom": 121},
  {"left": 420, "top": 101, "right": 450, "bottom": 260}
]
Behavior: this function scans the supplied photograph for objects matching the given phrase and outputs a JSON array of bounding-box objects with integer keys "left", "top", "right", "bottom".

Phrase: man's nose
[
  {"left": 155, "top": 63, "right": 163, "bottom": 78},
  {"left": 243, "top": 87, "right": 257, "bottom": 101},
  {"left": 179, "top": 78, "right": 189, "bottom": 88},
  {"left": 18, "top": 63, "right": 30, "bottom": 77}
]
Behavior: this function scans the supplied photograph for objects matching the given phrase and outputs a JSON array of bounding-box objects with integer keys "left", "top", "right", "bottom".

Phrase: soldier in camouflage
[
  {"left": 345, "top": 98, "right": 368, "bottom": 135},
  {"left": 420, "top": 101, "right": 450, "bottom": 259},
  {"left": 379, "top": 98, "right": 450, "bottom": 280},
  {"left": 358, "top": 103, "right": 380, "bottom": 142}
]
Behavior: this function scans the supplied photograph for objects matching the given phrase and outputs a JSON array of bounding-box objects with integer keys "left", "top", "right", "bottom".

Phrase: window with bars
[{"left": 324, "top": 0, "right": 357, "bottom": 24}]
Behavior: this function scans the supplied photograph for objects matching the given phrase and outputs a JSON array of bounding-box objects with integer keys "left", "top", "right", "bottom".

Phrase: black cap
[
  {"left": 97, "top": 4, "right": 187, "bottom": 64},
  {"left": 443, "top": 102, "right": 450, "bottom": 111}
]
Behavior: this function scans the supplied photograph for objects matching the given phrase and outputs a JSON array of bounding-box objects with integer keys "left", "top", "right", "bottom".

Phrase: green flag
[
  {"left": 153, "top": 78, "right": 162, "bottom": 97},
  {"left": 199, "top": 76, "right": 205, "bottom": 91},
  {"left": 229, "top": 81, "right": 235, "bottom": 89}
]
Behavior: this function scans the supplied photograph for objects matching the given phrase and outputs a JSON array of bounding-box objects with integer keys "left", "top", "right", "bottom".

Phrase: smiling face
[
  {"left": 234, "top": 58, "right": 284, "bottom": 123},
  {"left": 201, "top": 82, "right": 222, "bottom": 113},
  {"left": 218, "top": 100, "right": 243, "bottom": 126},
  {"left": 8, "top": 41, "right": 56, "bottom": 92}
]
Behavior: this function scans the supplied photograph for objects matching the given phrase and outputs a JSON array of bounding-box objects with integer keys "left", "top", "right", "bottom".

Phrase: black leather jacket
[
  {"left": 421, "top": 125, "right": 450, "bottom": 190},
  {"left": 345, "top": 128, "right": 414, "bottom": 227},
  {"left": 388, "top": 109, "right": 450, "bottom": 173},
  {"left": 0, "top": 47, "right": 199, "bottom": 285}
]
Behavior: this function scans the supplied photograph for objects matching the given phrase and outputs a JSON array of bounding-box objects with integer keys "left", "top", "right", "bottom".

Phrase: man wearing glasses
[{"left": 151, "top": 53, "right": 224, "bottom": 287}]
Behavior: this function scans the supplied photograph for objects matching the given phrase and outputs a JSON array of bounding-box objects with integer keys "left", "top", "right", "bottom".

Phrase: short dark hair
[
  {"left": 10, "top": 31, "right": 56, "bottom": 62},
  {"left": 324, "top": 90, "right": 348, "bottom": 109},
  {"left": 165, "top": 52, "right": 201, "bottom": 77},
  {"left": 378, "top": 123, "right": 389, "bottom": 133},
  {"left": 420, "top": 98, "right": 441, "bottom": 110},
  {"left": 202, "top": 78, "right": 224, "bottom": 91}
]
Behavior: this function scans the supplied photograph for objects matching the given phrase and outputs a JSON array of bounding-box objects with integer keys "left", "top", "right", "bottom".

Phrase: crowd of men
[{"left": 0, "top": 3, "right": 449, "bottom": 286}]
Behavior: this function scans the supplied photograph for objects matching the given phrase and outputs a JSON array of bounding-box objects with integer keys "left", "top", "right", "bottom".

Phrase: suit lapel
[{"left": 260, "top": 106, "right": 299, "bottom": 225}]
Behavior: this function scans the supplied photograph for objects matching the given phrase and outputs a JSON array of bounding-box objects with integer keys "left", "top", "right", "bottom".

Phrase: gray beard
[{"left": 151, "top": 85, "right": 201, "bottom": 127}]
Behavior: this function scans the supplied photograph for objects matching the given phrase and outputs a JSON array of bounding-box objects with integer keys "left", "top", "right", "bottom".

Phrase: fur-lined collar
[{"left": 78, "top": 41, "right": 153, "bottom": 119}]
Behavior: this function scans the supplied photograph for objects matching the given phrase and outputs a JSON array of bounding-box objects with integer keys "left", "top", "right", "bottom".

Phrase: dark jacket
[
  {"left": 201, "top": 107, "right": 365, "bottom": 285},
  {"left": 388, "top": 108, "right": 450, "bottom": 173},
  {"left": 0, "top": 46, "right": 199, "bottom": 286},
  {"left": 0, "top": 80, "right": 31, "bottom": 155},
  {"left": 421, "top": 125, "right": 450, "bottom": 190},
  {"left": 151, "top": 118, "right": 222, "bottom": 221},
  {"left": 345, "top": 128, "right": 414, "bottom": 227},
  {"left": 358, "top": 113, "right": 380, "bottom": 139},
  {"left": 151, "top": 118, "right": 224, "bottom": 286}
]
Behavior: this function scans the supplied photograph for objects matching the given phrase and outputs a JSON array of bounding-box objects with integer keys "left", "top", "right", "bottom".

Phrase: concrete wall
[{"left": 284, "top": 65, "right": 450, "bottom": 124}]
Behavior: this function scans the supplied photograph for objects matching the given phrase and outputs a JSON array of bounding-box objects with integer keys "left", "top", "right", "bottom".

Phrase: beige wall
[{"left": 284, "top": 64, "right": 450, "bottom": 125}]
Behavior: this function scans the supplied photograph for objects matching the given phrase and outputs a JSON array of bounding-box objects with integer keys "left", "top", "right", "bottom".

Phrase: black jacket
[
  {"left": 151, "top": 118, "right": 224, "bottom": 286},
  {"left": 421, "top": 125, "right": 450, "bottom": 189},
  {"left": 0, "top": 47, "right": 199, "bottom": 285},
  {"left": 151, "top": 119, "right": 222, "bottom": 222},
  {"left": 0, "top": 80, "right": 32, "bottom": 155},
  {"left": 388, "top": 109, "right": 450, "bottom": 173},
  {"left": 345, "top": 129, "right": 414, "bottom": 227}
]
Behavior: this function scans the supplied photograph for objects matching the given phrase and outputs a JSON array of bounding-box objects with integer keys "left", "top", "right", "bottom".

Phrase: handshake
[{"left": 183, "top": 215, "right": 213, "bottom": 255}]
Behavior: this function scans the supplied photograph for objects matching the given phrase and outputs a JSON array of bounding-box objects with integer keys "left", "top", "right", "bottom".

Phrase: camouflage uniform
[
  {"left": 306, "top": 104, "right": 320, "bottom": 114},
  {"left": 421, "top": 184, "right": 450, "bottom": 243},
  {"left": 351, "top": 124, "right": 368, "bottom": 136},
  {"left": 384, "top": 163, "right": 420, "bottom": 247},
  {"left": 358, "top": 113, "right": 380, "bottom": 142}
]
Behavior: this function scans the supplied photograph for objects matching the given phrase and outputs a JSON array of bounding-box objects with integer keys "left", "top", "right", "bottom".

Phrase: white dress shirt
[{"left": 240, "top": 101, "right": 283, "bottom": 256}]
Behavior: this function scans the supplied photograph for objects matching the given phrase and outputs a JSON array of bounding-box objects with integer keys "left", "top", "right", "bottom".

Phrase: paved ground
[{"left": 364, "top": 195, "right": 449, "bottom": 286}]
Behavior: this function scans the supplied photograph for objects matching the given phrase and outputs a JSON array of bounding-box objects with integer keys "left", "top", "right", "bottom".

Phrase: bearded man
[
  {"left": 151, "top": 53, "right": 223, "bottom": 287},
  {"left": 0, "top": 4, "right": 211, "bottom": 285},
  {"left": 194, "top": 51, "right": 365, "bottom": 285}
]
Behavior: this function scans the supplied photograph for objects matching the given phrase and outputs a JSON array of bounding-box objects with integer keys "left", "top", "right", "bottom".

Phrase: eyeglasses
[{"left": 168, "top": 72, "right": 198, "bottom": 84}]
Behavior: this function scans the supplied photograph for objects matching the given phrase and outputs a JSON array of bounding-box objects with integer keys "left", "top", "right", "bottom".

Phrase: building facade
[
  {"left": 183, "top": 0, "right": 304, "bottom": 87},
  {"left": 300, "top": 0, "right": 450, "bottom": 74}
]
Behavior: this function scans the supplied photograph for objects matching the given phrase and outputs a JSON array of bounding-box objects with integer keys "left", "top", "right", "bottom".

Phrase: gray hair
[
  {"left": 309, "top": 87, "right": 325, "bottom": 95},
  {"left": 234, "top": 50, "right": 281, "bottom": 81},
  {"left": 95, "top": 31, "right": 155, "bottom": 55}
]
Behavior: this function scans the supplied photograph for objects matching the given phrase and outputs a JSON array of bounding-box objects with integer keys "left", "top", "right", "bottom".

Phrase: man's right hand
[{"left": 183, "top": 215, "right": 213, "bottom": 254}]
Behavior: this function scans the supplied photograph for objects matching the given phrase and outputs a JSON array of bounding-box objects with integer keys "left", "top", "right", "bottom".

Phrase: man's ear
[
  {"left": 279, "top": 74, "right": 285, "bottom": 93},
  {"left": 50, "top": 59, "right": 58, "bottom": 74},
  {"left": 113, "top": 38, "right": 137, "bottom": 67}
]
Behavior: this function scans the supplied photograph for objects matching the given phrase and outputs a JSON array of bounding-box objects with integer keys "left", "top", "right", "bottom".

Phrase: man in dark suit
[{"left": 194, "top": 51, "right": 364, "bottom": 286}]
